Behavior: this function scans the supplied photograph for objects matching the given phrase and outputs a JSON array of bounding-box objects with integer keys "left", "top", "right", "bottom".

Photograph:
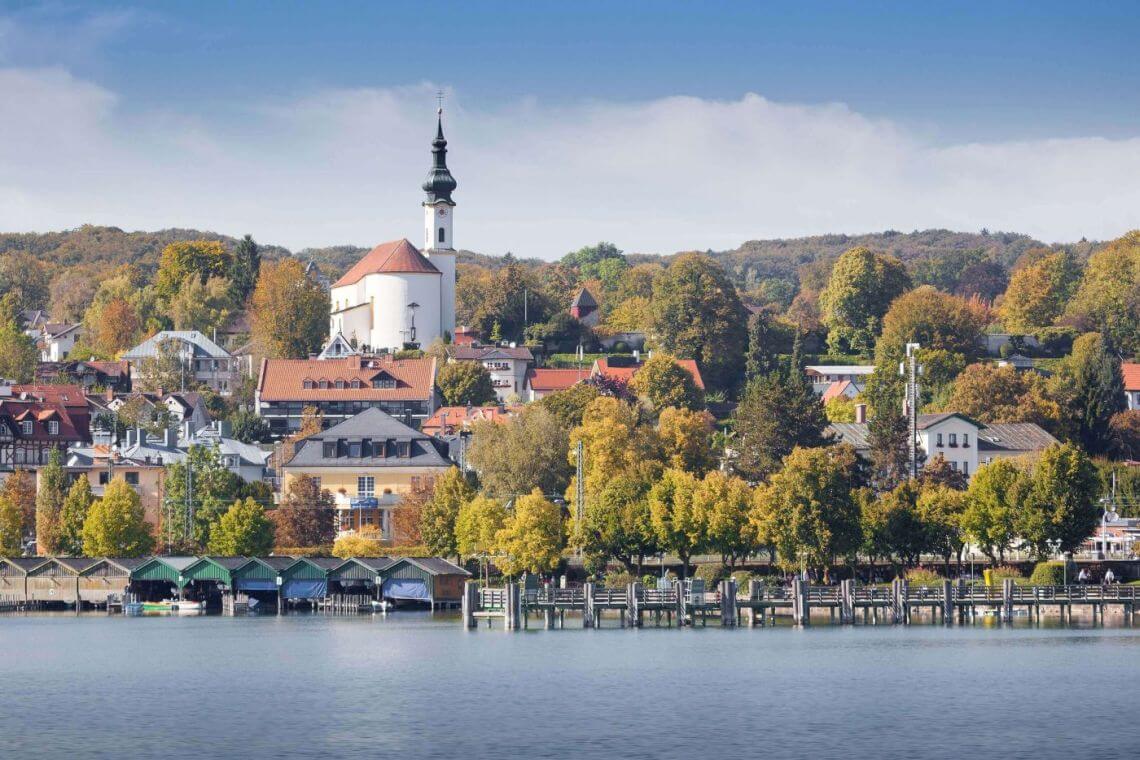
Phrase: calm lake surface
[{"left": 2, "top": 612, "right": 1137, "bottom": 759}]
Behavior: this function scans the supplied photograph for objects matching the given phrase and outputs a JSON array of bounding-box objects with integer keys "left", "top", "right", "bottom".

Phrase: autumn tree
[
  {"left": 1000, "top": 251, "right": 1080, "bottom": 331},
  {"left": 34, "top": 448, "right": 67, "bottom": 554},
  {"left": 207, "top": 498, "right": 275, "bottom": 555},
  {"left": 538, "top": 382, "right": 599, "bottom": 428},
  {"left": 751, "top": 446, "right": 863, "bottom": 574},
  {"left": 1108, "top": 410, "right": 1140, "bottom": 460},
  {"left": 420, "top": 468, "right": 474, "bottom": 556},
  {"left": 2, "top": 469, "right": 37, "bottom": 543},
  {"left": 962, "top": 458, "right": 1028, "bottom": 562},
  {"left": 57, "top": 477, "right": 94, "bottom": 556},
  {"left": 649, "top": 252, "right": 748, "bottom": 390},
  {"left": 391, "top": 483, "right": 431, "bottom": 545},
  {"left": 944, "top": 363, "right": 1062, "bottom": 431},
  {"left": 154, "top": 240, "right": 233, "bottom": 303},
  {"left": 861, "top": 479, "right": 927, "bottom": 569},
  {"left": 1018, "top": 443, "right": 1100, "bottom": 556},
  {"left": 1063, "top": 231, "right": 1140, "bottom": 354},
  {"left": 567, "top": 397, "right": 662, "bottom": 508},
  {"left": 819, "top": 246, "right": 911, "bottom": 356},
  {"left": 630, "top": 353, "right": 704, "bottom": 413},
  {"left": 436, "top": 361, "right": 497, "bottom": 406},
  {"left": 85, "top": 297, "right": 142, "bottom": 357},
  {"left": 274, "top": 475, "right": 335, "bottom": 549},
  {"left": 648, "top": 468, "right": 703, "bottom": 578},
  {"left": 81, "top": 478, "right": 155, "bottom": 557},
  {"left": 0, "top": 492, "right": 21, "bottom": 555},
  {"left": 694, "top": 470, "right": 755, "bottom": 566},
  {"left": 467, "top": 406, "right": 571, "bottom": 497},
  {"left": 575, "top": 473, "right": 656, "bottom": 573},
  {"left": 657, "top": 406, "right": 716, "bottom": 476},
  {"left": 250, "top": 258, "right": 330, "bottom": 359},
  {"left": 169, "top": 276, "right": 237, "bottom": 334},
  {"left": 0, "top": 252, "right": 50, "bottom": 312},
  {"left": 495, "top": 489, "right": 564, "bottom": 576},
  {"left": 455, "top": 495, "right": 507, "bottom": 560},
  {"left": 135, "top": 337, "right": 195, "bottom": 393}
]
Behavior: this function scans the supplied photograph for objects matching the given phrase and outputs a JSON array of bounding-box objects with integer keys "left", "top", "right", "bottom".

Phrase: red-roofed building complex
[
  {"left": 421, "top": 404, "right": 520, "bottom": 437},
  {"left": 592, "top": 356, "right": 705, "bottom": 390},
  {"left": 256, "top": 355, "right": 439, "bottom": 438},
  {"left": 0, "top": 385, "right": 91, "bottom": 471}
]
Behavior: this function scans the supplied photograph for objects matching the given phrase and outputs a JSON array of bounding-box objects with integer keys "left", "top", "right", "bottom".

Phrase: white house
[
  {"left": 38, "top": 323, "right": 82, "bottom": 362},
  {"left": 122, "top": 331, "right": 239, "bottom": 395},
  {"left": 806, "top": 364, "right": 875, "bottom": 396},
  {"left": 445, "top": 344, "right": 534, "bottom": 402},
  {"left": 328, "top": 109, "right": 457, "bottom": 352}
]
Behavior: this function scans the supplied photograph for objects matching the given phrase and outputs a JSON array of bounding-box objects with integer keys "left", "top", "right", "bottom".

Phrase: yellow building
[{"left": 281, "top": 407, "right": 453, "bottom": 538}]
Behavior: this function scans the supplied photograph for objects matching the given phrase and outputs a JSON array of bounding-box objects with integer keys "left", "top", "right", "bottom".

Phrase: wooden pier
[{"left": 461, "top": 578, "right": 1140, "bottom": 629}]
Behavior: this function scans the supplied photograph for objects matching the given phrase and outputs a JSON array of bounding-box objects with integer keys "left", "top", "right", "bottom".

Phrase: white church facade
[{"left": 329, "top": 111, "right": 458, "bottom": 352}]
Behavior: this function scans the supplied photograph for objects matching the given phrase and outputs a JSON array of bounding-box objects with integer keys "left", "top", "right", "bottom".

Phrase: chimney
[
  {"left": 855, "top": 403, "right": 867, "bottom": 424},
  {"left": 163, "top": 426, "right": 177, "bottom": 448},
  {"left": 633, "top": 349, "right": 640, "bottom": 361},
  {"left": 125, "top": 428, "right": 137, "bottom": 447}
]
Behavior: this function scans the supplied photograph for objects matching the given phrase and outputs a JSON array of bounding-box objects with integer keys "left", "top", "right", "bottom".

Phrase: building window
[
  {"left": 350, "top": 379, "right": 361, "bottom": 389},
  {"left": 20, "top": 420, "right": 32, "bottom": 436},
  {"left": 372, "top": 378, "right": 397, "bottom": 389},
  {"left": 47, "top": 420, "right": 59, "bottom": 435},
  {"left": 949, "top": 461, "right": 958, "bottom": 471},
  {"left": 438, "top": 227, "right": 445, "bottom": 244},
  {"left": 303, "top": 379, "right": 314, "bottom": 389},
  {"left": 318, "top": 379, "right": 329, "bottom": 389},
  {"left": 125, "top": 472, "right": 139, "bottom": 486},
  {"left": 348, "top": 441, "right": 362, "bottom": 458},
  {"left": 398, "top": 441, "right": 411, "bottom": 457},
  {"left": 962, "top": 434, "right": 970, "bottom": 448},
  {"left": 98, "top": 472, "right": 110, "bottom": 485},
  {"left": 322, "top": 441, "right": 337, "bottom": 458},
  {"left": 362, "top": 511, "right": 375, "bottom": 527},
  {"left": 335, "top": 379, "right": 345, "bottom": 389},
  {"left": 962, "top": 461, "right": 970, "bottom": 477},
  {"left": 357, "top": 476, "right": 375, "bottom": 496},
  {"left": 948, "top": 433, "right": 957, "bottom": 447},
  {"left": 936, "top": 433, "right": 943, "bottom": 447}
]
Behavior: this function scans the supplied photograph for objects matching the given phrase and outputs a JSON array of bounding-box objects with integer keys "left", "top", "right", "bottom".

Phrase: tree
[
  {"left": 751, "top": 446, "right": 863, "bottom": 574},
  {"left": 161, "top": 445, "right": 243, "bottom": 551},
  {"left": 49, "top": 267, "right": 100, "bottom": 323},
  {"left": 916, "top": 484, "right": 967, "bottom": 571},
  {"left": 920, "top": 455, "right": 969, "bottom": 491},
  {"left": 436, "top": 361, "right": 497, "bottom": 406},
  {"left": 876, "top": 286, "right": 989, "bottom": 363},
  {"left": 575, "top": 473, "right": 656, "bottom": 572},
  {"left": 824, "top": 395, "right": 857, "bottom": 422},
  {"left": 0, "top": 300, "right": 37, "bottom": 382},
  {"left": 745, "top": 310, "right": 780, "bottom": 379},
  {"left": 1063, "top": 231, "right": 1140, "bottom": 354},
  {"left": 85, "top": 297, "right": 142, "bottom": 357},
  {"left": 229, "top": 235, "right": 261, "bottom": 303},
  {"left": 650, "top": 252, "right": 748, "bottom": 390},
  {"left": 455, "top": 495, "right": 507, "bottom": 560},
  {"left": 331, "top": 534, "right": 385, "bottom": 558},
  {"left": 568, "top": 397, "right": 662, "bottom": 508},
  {"left": 630, "top": 353, "right": 704, "bottom": 413},
  {"left": 169, "top": 276, "right": 237, "bottom": 335},
  {"left": 819, "top": 246, "right": 911, "bottom": 356},
  {"left": 694, "top": 470, "right": 755, "bottom": 566},
  {"left": 154, "top": 240, "right": 232, "bottom": 303},
  {"left": 390, "top": 483, "right": 430, "bottom": 545},
  {"left": 57, "top": 477, "right": 94, "bottom": 556},
  {"left": 274, "top": 475, "right": 336, "bottom": 548},
  {"left": 135, "top": 337, "right": 195, "bottom": 393},
  {"left": 1019, "top": 443, "right": 1100, "bottom": 556},
  {"left": 495, "top": 489, "right": 564, "bottom": 576},
  {"left": 467, "top": 406, "right": 571, "bottom": 498},
  {"left": 1000, "top": 251, "right": 1079, "bottom": 332},
  {"left": 538, "top": 382, "right": 599, "bottom": 428},
  {"left": 861, "top": 479, "right": 927, "bottom": 569},
  {"left": 229, "top": 409, "right": 270, "bottom": 444},
  {"left": 657, "top": 407, "right": 716, "bottom": 476},
  {"left": 207, "top": 498, "right": 275, "bottom": 555},
  {"left": 34, "top": 448, "right": 67, "bottom": 555},
  {"left": 1048, "top": 332, "right": 1124, "bottom": 454},
  {"left": 0, "top": 492, "right": 21, "bottom": 555},
  {"left": 867, "top": 411, "right": 917, "bottom": 491},
  {"left": 1108, "top": 410, "right": 1140, "bottom": 461},
  {"left": 81, "top": 478, "right": 155, "bottom": 557},
  {"left": 420, "top": 468, "right": 474, "bottom": 556},
  {"left": 732, "top": 366, "right": 829, "bottom": 482},
  {"left": 250, "top": 258, "right": 330, "bottom": 359},
  {"left": 2, "top": 469, "right": 37, "bottom": 543},
  {"left": 962, "top": 459, "right": 1028, "bottom": 562},
  {"left": 944, "top": 363, "right": 1062, "bottom": 431},
  {"left": 0, "top": 252, "right": 50, "bottom": 313},
  {"left": 648, "top": 468, "right": 703, "bottom": 578},
  {"left": 604, "top": 296, "right": 653, "bottom": 333}
]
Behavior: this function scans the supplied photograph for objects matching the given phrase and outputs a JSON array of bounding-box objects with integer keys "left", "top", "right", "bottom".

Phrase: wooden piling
[
  {"left": 942, "top": 580, "right": 953, "bottom": 625},
  {"left": 583, "top": 582, "right": 595, "bottom": 629},
  {"left": 1001, "top": 578, "right": 1013, "bottom": 623},
  {"left": 720, "top": 579, "right": 736, "bottom": 627},
  {"left": 461, "top": 580, "right": 477, "bottom": 629}
]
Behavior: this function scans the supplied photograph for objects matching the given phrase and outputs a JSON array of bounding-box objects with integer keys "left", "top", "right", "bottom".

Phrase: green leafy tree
[
  {"left": 1001, "top": 251, "right": 1080, "bottom": 331},
  {"left": 1063, "top": 231, "right": 1140, "bottom": 354},
  {"left": 694, "top": 470, "right": 755, "bottom": 566},
  {"left": 0, "top": 492, "right": 21, "bottom": 555},
  {"left": 1048, "top": 332, "right": 1125, "bottom": 454},
  {"left": 745, "top": 309, "right": 780, "bottom": 379},
  {"left": 630, "top": 353, "right": 704, "bottom": 413},
  {"left": 867, "top": 410, "right": 919, "bottom": 491},
  {"left": 161, "top": 445, "right": 243, "bottom": 551},
  {"left": 962, "top": 459, "right": 1028, "bottom": 562},
  {"left": 207, "top": 498, "right": 275, "bottom": 555},
  {"left": 861, "top": 479, "right": 927, "bottom": 569},
  {"left": 274, "top": 475, "right": 336, "bottom": 549},
  {"left": 154, "top": 240, "right": 233, "bottom": 303},
  {"left": 168, "top": 276, "right": 237, "bottom": 335},
  {"left": 81, "top": 478, "right": 155, "bottom": 557},
  {"left": 0, "top": 252, "right": 50, "bottom": 313},
  {"left": 916, "top": 484, "right": 968, "bottom": 571},
  {"left": 229, "top": 234, "right": 261, "bottom": 303},
  {"left": 575, "top": 473, "right": 656, "bottom": 572},
  {"left": 420, "top": 468, "right": 474, "bottom": 556},
  {"left": 538, "top": 382, "right": 599, "bottom": 428},
  {"left": 1019, "top": 443, "right": 1100, "bottom": 556},
  {"left": 229, "top": 409, "right": 270, "bottom": 444},
  {"left": 436, "top": 361, "right": 497, "bottom": 406},
  {"left": 0, "top": 295, "right": 37, "bottom": 382},
  {"left": 58, "top": 477, "right": 94, "bottom": 556},
  {"left": 135, "top": 337, "right": 195, "bottom": 393},
  {"left": 495, "top": 489, "right": 564, "bottom": 576},
  {"left": 648, "top": 468, "right": 703, "bottom": 578},
  {"left": 250, "top": 258, "right": 331, "bottom": 359},
  {"left": 751, "top": 445, "right": 862, "bottom": 574},
  {"left": 731, "top": 359, "right": 829, "bottom": 481},
  {"left": 34, "top": 448, "right": 67, "bottom": 555},
  {"left": 819, "top": 246, "right": 911, "bottom": 356},
  {"left": 650, "top": 252, "right": 748, "bottom": 391},
  {"left": 467, "top": 406, "right": 571, "bottom": 498},
  {"left": 455, "top": 495, "right": 508, "bottom": 560}
]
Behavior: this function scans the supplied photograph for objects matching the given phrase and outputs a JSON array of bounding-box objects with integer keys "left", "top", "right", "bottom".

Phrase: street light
[{"left": 1047, "top": 539, "right": 1063, "bottom": 586}]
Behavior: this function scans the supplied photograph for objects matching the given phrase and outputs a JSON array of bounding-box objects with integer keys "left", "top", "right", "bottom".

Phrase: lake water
[{"left": 2, "top": 612, "right": 1138, "bottom": 759}]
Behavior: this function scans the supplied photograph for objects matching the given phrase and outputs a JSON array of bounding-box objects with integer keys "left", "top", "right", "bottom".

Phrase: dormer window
[
  {"left": 398, "top": 440, "right": 411, "bottom": 458},
  {"left": 322, "top": 440, "right": 336, "bottom": 458},
  {"left": 350, "top": 379, "right": 361, "bottom": 389},
  {"left": 20, "top": 420, "right": 32, "bottom": 436},
  {"left": 303, "top": 379, "right": 314, "bottom": 390},
  {"left": 372, "top": 376, "right": 397, "bottom": 389},
  {"left": 335, "top": 379, "right": 345, "bottom": 389},
  {"left": 47, "top": 420, "right": 59, "bottom": 435},
  {"left": 318, "top": 379, "right": 329, "bottom": 390},
  {"left": 348, "top": 441, "right": 361, "bottom": 458}
]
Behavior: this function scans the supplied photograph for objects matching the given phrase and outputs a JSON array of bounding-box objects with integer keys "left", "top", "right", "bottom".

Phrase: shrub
[
  {"left": 731, "top": 570, "right": 755, "bottom": 591},
  {"left": 331, "top": 534, "right": 385, "bottom": 558},
  {"left": 1029, "top": 561, "right": 1074, "bottom": 586},
  {"left": 985, "top": 565, "right": 1027, "bottom": 586},
  {"left": 641, "top": 574, "right": 658, "bottom": 587},
  {"left": 604, "top": 570, "right": 636, "bottom": 589},
  {"left": 694, "top": 563, "right": 728, "bottom": 587},
  {"left": 905, "top": 567, "right": 943, "bottom": 586}
]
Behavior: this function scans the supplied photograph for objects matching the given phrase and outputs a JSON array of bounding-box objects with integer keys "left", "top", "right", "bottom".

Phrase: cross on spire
[{"left": 436, "top": 90, "right": 444, "bottom": 115}]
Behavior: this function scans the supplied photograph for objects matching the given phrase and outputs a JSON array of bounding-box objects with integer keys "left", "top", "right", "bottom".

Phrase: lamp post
[{"left": 1047, "top": 539, "right": 1063, "bottom": 586}]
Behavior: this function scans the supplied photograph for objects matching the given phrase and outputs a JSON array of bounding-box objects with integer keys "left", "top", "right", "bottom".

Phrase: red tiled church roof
[{"left": 332, "top": 239, "right": 440, "bottom": 287}]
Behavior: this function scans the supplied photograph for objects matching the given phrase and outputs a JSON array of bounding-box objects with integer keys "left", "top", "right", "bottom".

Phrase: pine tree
[
  {"left": 58, "top": 477, "right": 94, "bottom": 556},
  {"left": 34, "top": 448, "right": 67, "bottom": 555},
  {"left": 229, "top": 235, "right": 261, "bottom": 303},
  {"left": 745, "top": 310, "right": 778, "bottom": 380}
]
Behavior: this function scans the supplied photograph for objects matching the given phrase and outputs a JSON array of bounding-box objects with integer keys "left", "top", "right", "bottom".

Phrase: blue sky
[{"left": 1, "top": 1, "right": 1139, "bottom": 256}]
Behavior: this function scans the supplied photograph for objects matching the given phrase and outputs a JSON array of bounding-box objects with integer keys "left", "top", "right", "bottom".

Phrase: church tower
[{"left": 423, "top": 107, "right": 457, "bottom": 338}]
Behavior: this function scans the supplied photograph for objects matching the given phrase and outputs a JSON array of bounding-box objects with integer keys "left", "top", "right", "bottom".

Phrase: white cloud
[{"left": 0, "top": 71, "right": 1138, "bottom": 259}]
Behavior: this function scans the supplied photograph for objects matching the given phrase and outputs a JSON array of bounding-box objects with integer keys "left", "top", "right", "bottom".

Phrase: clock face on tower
[{"left": 437, "top": 207, "right": 448, "bottom": 217}]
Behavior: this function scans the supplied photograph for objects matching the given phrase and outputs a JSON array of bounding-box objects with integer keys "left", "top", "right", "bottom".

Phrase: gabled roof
[
  {"left": 1124, "top": 363, "right": 1140, "bottom": 392},
  {"left": 391, "top": 556, "right": 470, "bottom": 576},
  {"left": 447, "top": 345, "right": 534, "bottom": 362},
  {"left": 571, "top": 287, "right": 598, "bottom": 309},
  {"left": 285, "top": 407, "right": 452, "bottom": 469},
  {"left": 592, "top": 356, "right": 705, "bottom": 390},
  {"left": 333, "top": 239, "right": 440, "bottom": 288},
  {"left": 123, "top": 331, "right": 232, "bottom": 360},
  {"left": 0, "top": 557, "right": 50, "bottom": 574},
  {"left": 915, "top": 412, "right": 984, "bottom": 430},
  {"left": 821, "top": 380, "right": 862, "bottom": 403},
  {"left": 257, "top": 354, "right": 436, "bottom": 402},
  {"left": 977, "top": 423, "right": 1059, "bottom": 453},
  {"left": 525, "top": 368, "right": 586, "bottom": 392}
]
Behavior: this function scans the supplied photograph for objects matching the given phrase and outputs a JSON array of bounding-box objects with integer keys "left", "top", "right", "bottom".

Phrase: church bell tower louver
[{"left": 423, "top": 105, "right": 457, "bottom": 338}]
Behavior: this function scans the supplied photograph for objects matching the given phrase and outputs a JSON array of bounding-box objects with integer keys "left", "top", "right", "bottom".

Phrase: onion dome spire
[{"left": 422, "top": 106, "right": 457, "bottom": 203}]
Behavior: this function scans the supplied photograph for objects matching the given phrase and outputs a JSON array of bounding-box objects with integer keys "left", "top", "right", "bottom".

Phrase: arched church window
[{"left": 438, "top": 227, "right": 446, "bottom": 244}]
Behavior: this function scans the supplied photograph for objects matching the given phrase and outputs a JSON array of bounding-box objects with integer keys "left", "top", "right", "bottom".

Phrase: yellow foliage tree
[{"left": 495, "top": 489, "right": 564, "bottom": 576}]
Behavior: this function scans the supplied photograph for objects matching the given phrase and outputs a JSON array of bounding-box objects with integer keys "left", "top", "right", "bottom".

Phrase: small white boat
[
  {"left": 371, "top": 600, "right": 392, "bottom": 613},
  {"left": 139, "top": 599, "right": 204, "bottom": 615}
]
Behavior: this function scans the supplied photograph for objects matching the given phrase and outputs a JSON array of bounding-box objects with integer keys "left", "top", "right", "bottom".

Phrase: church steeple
[{"left": 422, "top": 108, "right": 457, "bottom": 204}]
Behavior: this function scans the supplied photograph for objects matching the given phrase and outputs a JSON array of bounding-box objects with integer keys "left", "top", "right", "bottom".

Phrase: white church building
[{"left": 329, "top": 110, "right": 458, "bottom": 352}]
